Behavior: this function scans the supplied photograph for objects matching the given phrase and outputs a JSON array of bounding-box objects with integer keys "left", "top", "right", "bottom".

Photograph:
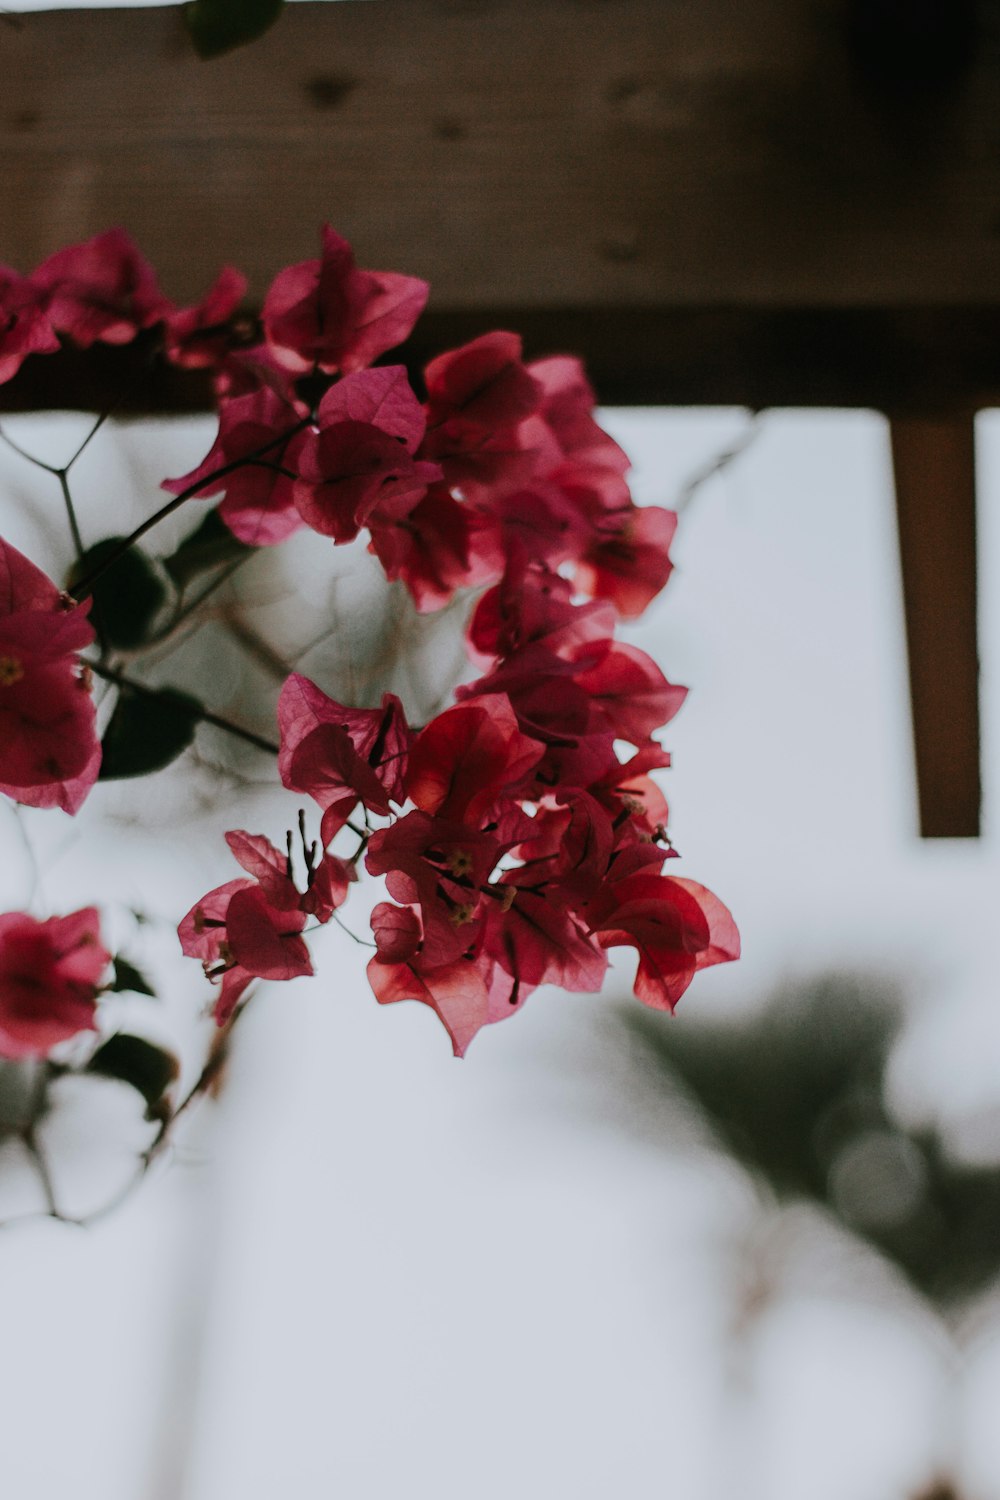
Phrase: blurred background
[{"left": 0, "top": 401, "right": 997, "bottom": 1499}]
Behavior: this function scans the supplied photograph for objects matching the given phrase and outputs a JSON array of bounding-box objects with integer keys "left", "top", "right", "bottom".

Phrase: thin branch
[
  {"left": 85, "top": 658, "right": 280, "bottom": 756},
  {"left": 64, "top": 410, "right": 109, "bottom": 472},
  {"left": 331, "top": 911, "right": 377, "bottom": 948},
  {"left": 0, "top": 422, "right": 61, "bottom": 475},
  {"left": 56, "top": 470, "right": 85, "bottom": 559},
  {"left": 673, "top": 410, "right": 765, "bottom": 513},
  {"left": 69, "top": 416, "right": 311, "bottom": 600},
  {"left": 0, "top": 995, "right": 253, "bottom": 1233}
]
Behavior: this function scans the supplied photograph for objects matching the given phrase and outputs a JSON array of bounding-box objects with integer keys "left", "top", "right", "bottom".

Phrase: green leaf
[
  {"left": 98, "top": 686, "right": 201, "bottom": 780},
  {"left": 184, "top": 0, "right": 285, "bottom": 59},
  {"left": 109, "top": 956, "right": 157, "bottom": 999},
  {"left": 67, "top": 538, "right": 168, "bottom": 651},
  {"left": 87, "top": 1034, "right": 179, "bottom": 1121},
  {"left": 162, "top": 507, "right": 257, "bottom": 589}
]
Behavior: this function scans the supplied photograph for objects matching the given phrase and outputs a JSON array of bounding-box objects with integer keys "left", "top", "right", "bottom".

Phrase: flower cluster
[
  {"left": 0, "top": 908, "right": 109, "bottom": 1059},
  {"left": 0, "top": 223, "right": 737, "bottom": 1065},
  {"left": 0, "top": 538, "right": 99, "bottom": 813}
]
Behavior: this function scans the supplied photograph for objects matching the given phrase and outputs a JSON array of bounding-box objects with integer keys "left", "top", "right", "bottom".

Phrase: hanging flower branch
[{"left": 0, "top": 224, "right": 739, "bottom": 1218}]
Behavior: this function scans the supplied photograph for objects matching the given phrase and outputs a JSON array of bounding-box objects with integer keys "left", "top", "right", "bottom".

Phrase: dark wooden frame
[{"left": 1, "top": 0, "right": 992, "bottom": 834}]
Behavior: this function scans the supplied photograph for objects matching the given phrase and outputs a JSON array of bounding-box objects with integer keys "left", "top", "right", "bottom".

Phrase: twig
[
  {"left": 69, "top": 417, "right": 311, "bottom": 600},
  {"left": 673, "top": 410, "right": 765, "bottom": 513}
]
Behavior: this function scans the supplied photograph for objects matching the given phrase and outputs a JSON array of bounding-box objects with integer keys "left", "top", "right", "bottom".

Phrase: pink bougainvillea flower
[
  {"left": 370, "top": 900, "right": 422, "bottom": 964},
  {"left": 224, "top": 827, "right": 356, "bottom": 923},
  {"left": 467, "top": 559, "right": 616, "bottom": 665},
  {"left": 278, "top": 674, "right": 411, "bottom": 843},
  {"left": 487, "top": 481, "right": 592, "bottom": 575},
  {"left": 314, "top": 365, "right": 427, "bottom": 448},
  {"left": 31, "top": 228, "right": 171, "bottom": 348},
  {"left": 177, "top": 876, "right": 255, "bottom": 1023},
  {"left": 164, "top": 264, "right": 249, "bottom": 369},
  {"left": 572, "top": 640, "right": 687, "bottom": 746},
  {"left": 528, "top": 354, "right": 630, "bottom": 480},
  {"left": 178, "top": 869, "right": 312, "bottom": 1028},
  {"left": 0, "top": 907, "right": 109, "bottom": 1059},
  {"left": 367, "top": 924, "right": 548, "bottom": 1056},
  {"left": 479, "top": 883, "right": 608, "bottom": 994},
  {"left": 0, "top": 538, "right": 100, "bottom": 814},
  {"left": 162, "top": 386, "right": 307, "bottom": 546},
  {"left": 0, "top": 267, "right": 59, "bottom": 385},
  {"left": 365, "top": 810, "right": 503, "bottom": 967},
  {"left": 575, "top": 504, "right": 678, "bottom": 618},
  {"left": 418, "top": 333, "right": 547, "bottom": 500},
  {"left": 504, "top": 791, "right": 616, "bottom": 903},
  {"left": 368, "top": 484, "right": 480, "bottom": 613},
  {"left": 588, "top": 743, "right": 673, "bottom": 846},
  {"left": 292, "top": 366, "right": 440, "bottom": 542},
  {"left": 405, "top": 694, "right": 544, "bottom": 826},
  {"left": 366, "top": 951, "right": 493, "bottom": 1059},
  {"left": 262, "top": 225, "right": 428, "bottom": 376},
  {"left": 458, "top": 649, "right": 617, "bottom": 793},
  {"left": 424, "top": 332, "right": 542, "bottom": 432},
  {"left": 223, "top": 885, "right": 312, "bottom": 982},
  {"left": 212, "top": 340, "right": 301, "bottom": 404},
  {"left": 294, "top": 422, "right": 439, "bottom": 543},
  {"left": 178, "top": 820, "right": 358, "bottom": 1024},
  {"left": 586, "top": 875, "right": 740, "bottom": 1012}
]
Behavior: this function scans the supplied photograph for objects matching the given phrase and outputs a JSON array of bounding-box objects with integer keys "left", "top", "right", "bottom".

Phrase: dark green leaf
[
  {"left": 162, "top": 507, "right": 256, "bottom": 588},
  {"left": 98, "top": 686, "right": 201, "bottom": 780},
  {"left": 67, "top": 538, "right": 168, "bottom": 651},
  {"left": 109, "top": 956, "right": 157, "bottom": 999},
  {"left": 87, "top": 1034, "right": 179, "bottom": 1121},
  {"left": 184, "top": 0, "right": 285, "bottom": 59}
]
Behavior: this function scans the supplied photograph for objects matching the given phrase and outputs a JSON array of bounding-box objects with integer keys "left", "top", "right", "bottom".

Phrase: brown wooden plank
[
  {"left": 6, "top": 306, "right": 1000, "bottom": 415},
  {"left": 1, "top": 0, "right": 1000, "bottom": 314},
  {"left": 3, "top": 2, "right": 1000, "bottom": 410},
  {"left": 890, "top": 414, "right": 980, "bottom": 838}
]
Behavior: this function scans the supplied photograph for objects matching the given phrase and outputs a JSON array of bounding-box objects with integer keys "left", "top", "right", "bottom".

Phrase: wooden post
[{"left": 890, "top": 414, "right": 980, "bottom": 837}]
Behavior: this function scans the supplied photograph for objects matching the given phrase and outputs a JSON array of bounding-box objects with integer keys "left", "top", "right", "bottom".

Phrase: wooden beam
[
  {"left": 0, "top": 2, "right": 989, "bottom": 839},
  {"left": 5, "top": 307, "right": 1000, "bottom": 416},
  {"left": 0, "top": 1, "right": 999, "bottom": 409},
  {"left": 890, "top": 414, "right": 980, "bottom": 837}
]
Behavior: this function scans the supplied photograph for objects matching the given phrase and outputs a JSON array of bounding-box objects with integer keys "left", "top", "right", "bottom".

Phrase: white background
[{"left": 0, "top": 402, "right": 998, "bottom": 1498}]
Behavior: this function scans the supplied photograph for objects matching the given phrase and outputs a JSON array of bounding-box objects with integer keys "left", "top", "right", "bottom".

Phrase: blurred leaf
[
  {"left": 618, "top": 976, "right": 1000, "bottom": 1307},
  {"left": 162, "top": 507, "right": 256, "bottom": 588},
  {"left": 67, "top": 538, "right": 167, "bottom": 650},
  {"left": 183, "top": 0, "right": 285, "bottom": 58},
  {"left": 98, "top": 686, "right": 201, "bottom": 779},
  {"left": 626, "top": 976, "right": 898, "bottom": 1202},
  {"left": 87, "top": 1034, "right": 179, "bottom": 1121},
  {"left": 109, "top": 956, "right": 157, "bottom": 999}
]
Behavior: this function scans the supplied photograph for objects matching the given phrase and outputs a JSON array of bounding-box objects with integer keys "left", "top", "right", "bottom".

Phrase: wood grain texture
[
  {"left": 5, "top": 307, "right": 1000, "bottom": 414},
  {"left": 2, "top": 0, "right": 1000, "bottom": 315},
  {"left": 0, "top": 2, "right": 989, "bottom": 836},
  {"left": 891, "top": 414, "right": 980, "bottom": 837}
]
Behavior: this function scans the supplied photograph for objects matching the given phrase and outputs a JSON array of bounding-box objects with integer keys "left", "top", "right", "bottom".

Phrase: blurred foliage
[
  {"left": 162, "top": 508, "right": 256, "bottom": 589},
  {"left": 621, "top": 975, "right": 1000, "bottom": 1309},
  {"left": 108, "top": 955, "right": 157, "bottom": 999},
  {"left": 98, "top": 684, "right": 201, "bottom": 780},
  {"left": 86, "top": 1034, "right": 179, "bottom": 1125},
  {"left": 67, "top": 538, "right": 168, "bottom": 651}
]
